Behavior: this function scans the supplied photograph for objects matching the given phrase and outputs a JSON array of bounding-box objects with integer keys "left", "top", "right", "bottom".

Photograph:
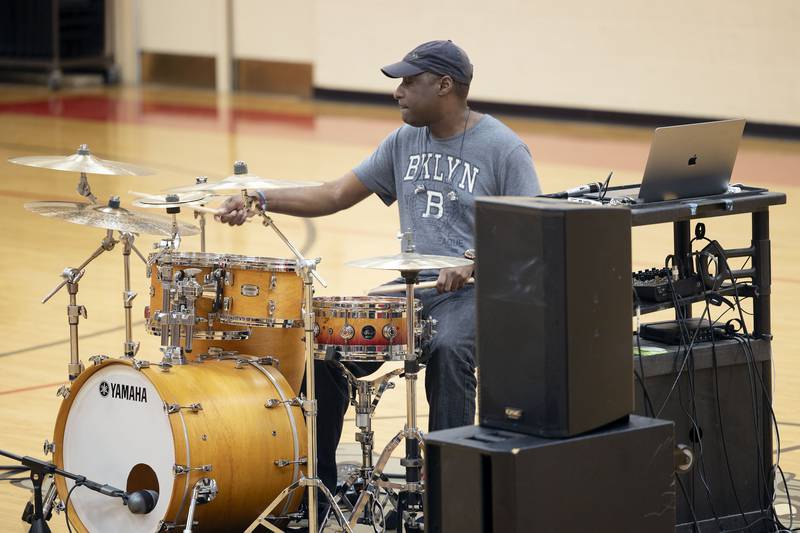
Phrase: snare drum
[
  {"left": 53, "top": 356, "right": 306, "bottom": 532},
  {"left": 312, "top": 296, "right": 425, "bottom": 362},
  {"left": 146, "top": 252, "right": 250, "bottom": 343},
  {"left": 218, "top": 255, "right": 303, "bottom": 328}
]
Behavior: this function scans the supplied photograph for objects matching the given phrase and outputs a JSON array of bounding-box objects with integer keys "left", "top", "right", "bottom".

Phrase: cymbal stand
[
  {"left": 347, "top": 269, "right": 426, "bottom": 532},
  {"left": 242, "top": 194, "right": 354, "bottom": 533},
  {"left": 193, "top": 176, "right": 209, "bottom": 252},
  {"left": 75, "top": 145, "right": 97, "bottom": 204},
  {"left": 120, "top": 232, "right": 141, "bottom": 357},
  {"left": 41, "top": 229, "right": 117, "bottom": 380}
]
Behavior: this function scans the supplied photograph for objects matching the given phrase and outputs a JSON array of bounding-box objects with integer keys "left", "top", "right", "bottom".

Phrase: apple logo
[{"left": 688, "top": 154, "right": 698, "bottom": 166}]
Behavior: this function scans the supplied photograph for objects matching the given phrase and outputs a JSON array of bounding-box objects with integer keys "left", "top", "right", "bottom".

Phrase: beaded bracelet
[{"left": 254, "top": 190, "right": 268, "bottom": 211}]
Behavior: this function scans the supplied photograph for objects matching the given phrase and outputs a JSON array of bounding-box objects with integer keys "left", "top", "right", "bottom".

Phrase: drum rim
[
  {"left": 312, "top": 295, "right": 422, "bottom": 311},
  {"left": 221, "top": 254, "right": 298, "bottom": 272},
  {"left": 147, "top": 252, "right": 298, "bottom": 272}
]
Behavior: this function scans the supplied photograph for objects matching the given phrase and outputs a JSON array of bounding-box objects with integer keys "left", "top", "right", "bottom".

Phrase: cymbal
[
  {"left": 346, "top": 252, "right": 473, "bottom": 272},
  {"left": 131, "top": 191, "right": 211, "bottom": 209},
  {"left": 24, "top": 199, "right": 200, "bottom": 236},
  {"left": 9, "top": 145, "right": 154, "bottom": 176},
  {"left": 166, "top": 175, "right": 323, "bottom": 193}
]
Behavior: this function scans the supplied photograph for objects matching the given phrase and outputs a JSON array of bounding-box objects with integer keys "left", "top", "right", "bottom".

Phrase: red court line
[
  {"left": 0, "top": 94, "right": 316, "bottom": 133},
  {"left": 0, "top": 381, "right": 65, "bottom": 397}
]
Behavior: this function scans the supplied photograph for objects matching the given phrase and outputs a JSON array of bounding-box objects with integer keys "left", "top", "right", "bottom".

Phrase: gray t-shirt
[{"left": 354, "top": 114, "right": 541, "bottom": 261}]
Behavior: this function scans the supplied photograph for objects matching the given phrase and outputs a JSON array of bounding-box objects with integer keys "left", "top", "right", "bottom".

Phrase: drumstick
[{"left": 368, "top": 277, "right": 475, "bottom": 295}]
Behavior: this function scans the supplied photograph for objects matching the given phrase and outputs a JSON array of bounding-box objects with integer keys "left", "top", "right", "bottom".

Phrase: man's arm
[{"left": 217, "top": 170, "right": 372, "bottom": 225}]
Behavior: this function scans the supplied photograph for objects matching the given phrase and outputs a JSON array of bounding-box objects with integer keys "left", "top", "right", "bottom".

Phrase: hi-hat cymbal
[
  {"left": 9, "top": 144, "right": 154, "bottom": 176},
  {"left": 166, "top": 176, "right": 323, "bottom": 194},
  {"left": 25, "top": 199, "right": 200, "bottom": 236},
  {"left": 131, "top": 191, "right": 211, "bottom": 209},
  {"left": 346, "top": 253, "right": 473, "bottom": 272}
]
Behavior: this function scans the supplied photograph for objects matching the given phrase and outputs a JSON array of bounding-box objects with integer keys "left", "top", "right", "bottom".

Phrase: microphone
[
  {"left": 539, "top": 182, "right": 602, "bottom": 199},
  {"left": 126, "top": 489, "right": 159, "bottom": 514}
]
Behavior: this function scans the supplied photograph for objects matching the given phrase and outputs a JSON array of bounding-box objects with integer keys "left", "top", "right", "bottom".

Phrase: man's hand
[
  {"left": 215, "top": 195, "right": 253, "bottom": 226},
  {"left": 436, "top": 264, "right": 474, "bottom": 293}
]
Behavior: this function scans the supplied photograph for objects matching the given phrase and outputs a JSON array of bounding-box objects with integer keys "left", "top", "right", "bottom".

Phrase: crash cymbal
[
  {"left": 131, "top": 191, "right": 211, "bottom": 209},
  {"left": 166, "top": 176, "right": 323, "bottom": 194},
  {"left": 346, "top": 252, "right": 473, "bottom": 272},
  {"left": 24, "top": 198, "right": 200, "bottom": 236},
  {"left": 9, "top": 144, "right": 154, "bottom": 176}
]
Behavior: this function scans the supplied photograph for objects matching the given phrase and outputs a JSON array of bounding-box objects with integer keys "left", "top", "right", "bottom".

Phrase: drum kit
[{"left": 7, "top": 147, "right": 473, "bottom": 532}]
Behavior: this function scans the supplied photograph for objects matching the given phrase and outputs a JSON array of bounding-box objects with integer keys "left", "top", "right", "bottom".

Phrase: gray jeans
[{"left": 309, "top": 283, "right": 477, "bottom": 491}]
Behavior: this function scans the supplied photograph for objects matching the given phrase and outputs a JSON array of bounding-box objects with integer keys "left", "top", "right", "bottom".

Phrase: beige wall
[{"left": 128, "top": 0, "right": 800, "bottom": 126}]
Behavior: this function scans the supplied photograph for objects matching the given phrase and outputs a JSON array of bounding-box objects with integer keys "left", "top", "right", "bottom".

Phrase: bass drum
[
  {"left": 191, "top": 327, "right": 305, "bottom": 396},
  {"left": 52, "top": 357, "right": 306, "bottom": 532}
]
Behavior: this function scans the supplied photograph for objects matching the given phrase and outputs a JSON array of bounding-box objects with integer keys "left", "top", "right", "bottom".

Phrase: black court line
[{"left": 0, "top": 321, "right": 146, "bottom": 358}]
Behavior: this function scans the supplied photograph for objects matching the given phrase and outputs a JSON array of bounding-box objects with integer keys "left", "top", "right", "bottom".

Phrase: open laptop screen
[{"left": 637, "top": 118, "right": 745, "bottom": 203}]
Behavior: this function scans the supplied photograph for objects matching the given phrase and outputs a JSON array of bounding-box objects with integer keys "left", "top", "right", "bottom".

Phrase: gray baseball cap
[{"left": 381, "top": 40, "right": 473, "bottom": 85}]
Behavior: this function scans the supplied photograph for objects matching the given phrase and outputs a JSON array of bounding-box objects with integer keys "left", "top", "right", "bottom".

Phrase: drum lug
[
  {"left": 173, "top": 463, "right": 213, "bottom": 476},
  {"left": 270, "top": 272, "right": 278, "bottom": 290},
  {"left": 340, "top": 324, "right": 355, "bottom": 340},
  {"left": 224, "top": 270, "right": 234, "bottom": 286},
  {"left": 43, "top": 440, "right": 55, "bottom": 455},
  {"left": 268, "top": 299, "right": 276, "bottom": 317},
  {"left": 88, "top": 354, "right": 108, "bottom": 366},
  {"left": 274, "top": 457, "right": 308, "bottom": 468},
  {"left": 264, "top": 397, "right": 302, "bottom": 409},
  {"left": 166, "top": 402, "right": 203, "bottom": 414},
  {"left": 133, "top": 359, "right": 151, "bottom": 371},
  {"left": 256, "top": 356, "right": 280, "bottom": 367},
  {"left": 382, "top": 325, "right": 397, "bottom": 341},
  {"left": 56, "top": 385, "right": 70, "bottom": 399},
  {"left": 149, "top": 285, "right": 155, "bottom": 297},
  {"left": 222, "top": 297, "right": 232, "bottom": 312}
]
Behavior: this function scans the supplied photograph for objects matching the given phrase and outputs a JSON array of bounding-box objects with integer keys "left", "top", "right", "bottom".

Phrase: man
[{"left": 217, "top": 40, "right": 541, "bottom": 492}]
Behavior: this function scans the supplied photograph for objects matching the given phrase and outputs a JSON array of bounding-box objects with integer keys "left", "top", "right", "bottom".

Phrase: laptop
[{"left": 592, "top": 118, "right": 746, "bottom": 203}]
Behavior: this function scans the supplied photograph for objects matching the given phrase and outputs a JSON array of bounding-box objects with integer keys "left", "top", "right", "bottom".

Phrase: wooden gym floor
[{"left": 0, "top": 84, "right": 797, "bottom": 530}]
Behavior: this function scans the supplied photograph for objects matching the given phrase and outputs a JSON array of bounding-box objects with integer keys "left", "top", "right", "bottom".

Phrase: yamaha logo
[{"left": 98, "top": 380, "right": 148, "bottom": 403}]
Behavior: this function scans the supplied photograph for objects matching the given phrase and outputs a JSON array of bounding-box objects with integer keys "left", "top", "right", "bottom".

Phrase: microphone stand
[{"left": 0, "top": 449, "right": 128, "bottom": 533}]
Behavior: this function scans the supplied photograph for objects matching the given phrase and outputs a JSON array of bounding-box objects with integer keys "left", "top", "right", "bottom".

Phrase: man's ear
[{"left": 437, "top": 75, "right": 454, "bottom": 96}]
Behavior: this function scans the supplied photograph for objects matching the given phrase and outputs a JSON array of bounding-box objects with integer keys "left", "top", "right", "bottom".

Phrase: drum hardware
[
  {"left": 241, "top": 284, "right": 260, "bottom": 296},
  {"left": 55, "top": 385, "right": 70, "bottom": 399},
  {"left": 344, "top": 232, "right": 473, "bottom": 531},
  {"left": 334, "top": 366, "right": 404, "bottom": 530},
  {"left": 88, "top": 355, "right": 108, "bottom": 366},
  {"left": 0, "top": 447, "right": 130, "bottom": 533},
  {"left": 182, "top": 477, "right": 218, "bottom": 533},
  {"left": 42, "top": 441, "right": 55, "bottom": 456},
  {"left": 165, "top": 402, "right": 203, "bottom": 414},
  {"left": 30, "top": 195, "right": 186, "bottom": 373},
  {"left": 274, "top": 458, "right": 308, "bottom": 468},
  {"left": 173, "top": 464, "right": 213, "bottom": 476},
  {"left": 133, "top": 359, "right": 151, "bottom": 370},
  {"left": 130, "top": 188, "right": 213, "bottom": 252},
  {"left": 265, "top": 397, "right": 303, "bottom": 409},
  {"left": 10, "top": 144, "right": 155, "bottom": 205}
]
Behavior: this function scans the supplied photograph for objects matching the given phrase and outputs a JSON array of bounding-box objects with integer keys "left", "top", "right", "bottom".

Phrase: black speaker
[
  {"left": 425, "top": 415, "right": 676, "bottom": 533},
  {"left": 475, "top": 197, "right": 633, "bottom": 437}
]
